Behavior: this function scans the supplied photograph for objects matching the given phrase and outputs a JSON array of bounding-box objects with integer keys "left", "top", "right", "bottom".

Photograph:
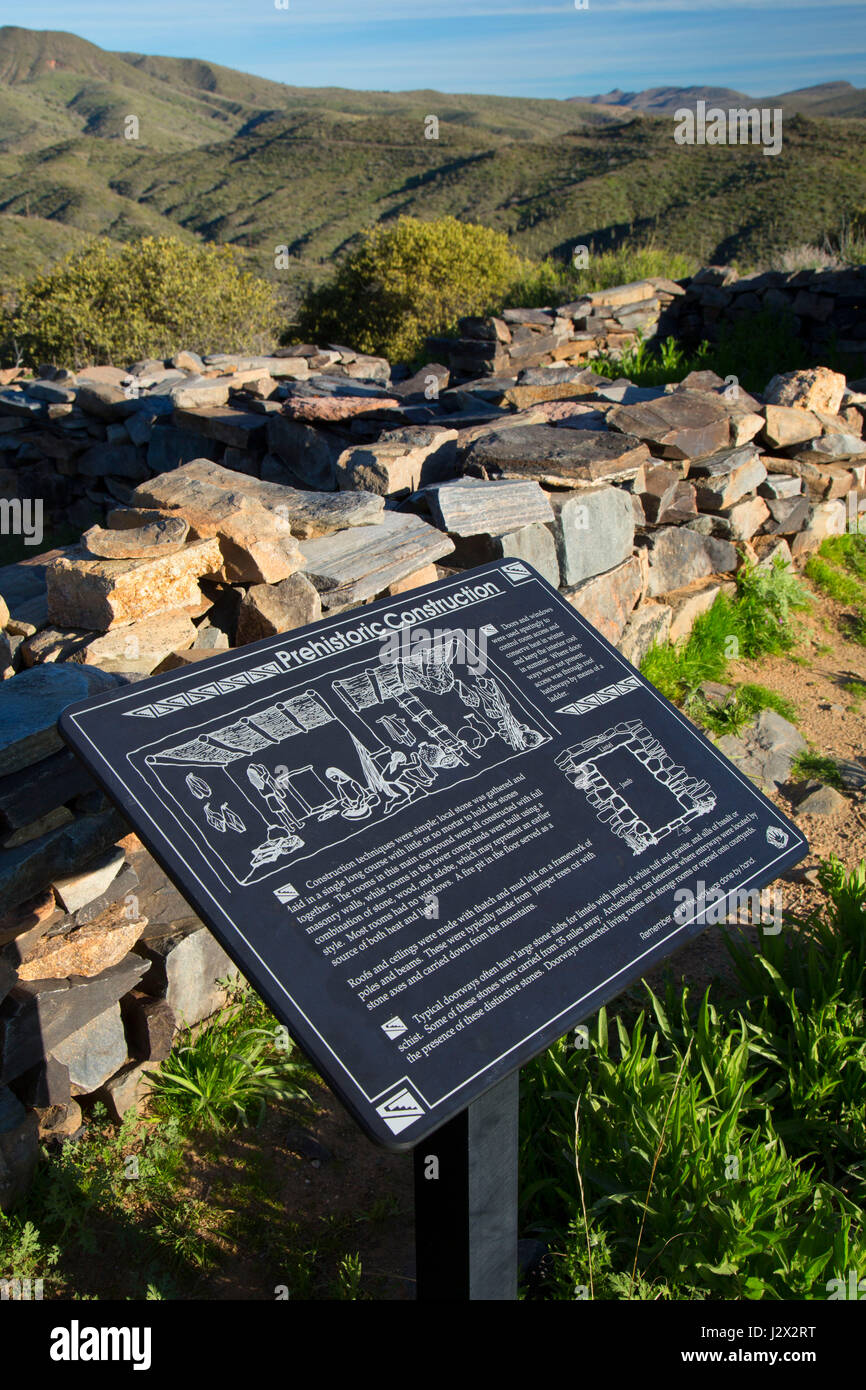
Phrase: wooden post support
[{"left": 413, "top": 1071, "right": 519, "bottom": 1301}]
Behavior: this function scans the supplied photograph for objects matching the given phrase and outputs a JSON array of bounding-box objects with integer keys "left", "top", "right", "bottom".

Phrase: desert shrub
[
  {"left": 295, "top": 215, "right": 528, "bottom": 362},
  {"left": 6, "top": 236, "right": 280, "bottom": 368}
]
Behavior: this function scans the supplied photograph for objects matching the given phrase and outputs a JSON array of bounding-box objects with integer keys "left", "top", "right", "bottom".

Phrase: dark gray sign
[{"left": 60, "top": 560, "right": 806, "bottom": 1148}]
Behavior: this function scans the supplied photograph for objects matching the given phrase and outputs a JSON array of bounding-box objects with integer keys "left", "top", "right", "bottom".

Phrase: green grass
[
  {"left": 791, "top": 751, "right": 844, "bottom": 788},
  {"left": 805, "top": 534, "right": 866, "bottom": 647},
  {"left": 519, "top": 857, "right": 866, "bottom": 1300},
  {"left": 689, "top": 682, "right": 797, "bottom": 738},
  {"left": 594, "top": 308, "right": 815, "bottom": 395},
  {"left": 0, "top": 981, "right": 403, "bottom": 1300},
  {"left": 640, "top": 558, "right": 810, "bottom": 731}
]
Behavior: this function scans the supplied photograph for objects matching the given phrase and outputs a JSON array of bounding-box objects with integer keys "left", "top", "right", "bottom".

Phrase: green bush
[
  {"left": 296, "top": 215, "right": 530, "bottom": 362},
  {"left": 5, "top": 236, "right": 280, "bottom": 368}
]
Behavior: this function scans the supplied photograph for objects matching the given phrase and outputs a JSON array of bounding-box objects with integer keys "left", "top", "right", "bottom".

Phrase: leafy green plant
[
  {"left": 520, "top": 858, "right": 866, "bottom": 1300},
  {"left": 297, "top": 215, "right": 530, "bottom": 362},
  {"left": 8, "top": 235, "right": 279, "bottom": 367},
  {"left": 733, "top": 558, "right": 811, "bottom": 657},
  {"left": 149, "top": 1008, "right": 311, "bottom": 1131}
]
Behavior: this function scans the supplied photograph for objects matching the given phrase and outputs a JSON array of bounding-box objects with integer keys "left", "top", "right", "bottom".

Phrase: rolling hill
[{"left": 1, "top": 26, "right": 865, "bottom": 303}]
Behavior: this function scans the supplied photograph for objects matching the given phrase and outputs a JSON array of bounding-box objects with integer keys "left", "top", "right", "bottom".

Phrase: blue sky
[{"left": 18, "top": 2, "right": 866, "bottom": 98}]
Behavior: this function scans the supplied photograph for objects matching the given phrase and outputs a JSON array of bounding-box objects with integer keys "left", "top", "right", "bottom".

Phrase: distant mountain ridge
[
  {"left": 0, "top": 26, "right": 865, "bottom": 295},
  {"left": 572, "top": 82, "right": 866, "bottom": 118}
]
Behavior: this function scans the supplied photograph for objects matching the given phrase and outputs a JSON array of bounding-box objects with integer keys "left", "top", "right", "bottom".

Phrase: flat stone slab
[
  {"left": 53, "top": 1004, "right": 129, "bottom": 1094},
  {"left": 0, "top": 748, "right": 96, "bottom": 834},
  {"left": 0, "top": 666, "right": 123, "bottom": 776},
  {"left": 424, "top": 480, "right": 554, "bottom": 537},
  {"left": 131, "top": 458, "right": 384, "bottom": 539},
  {"left": 68, "top": 610, "right": 197, "bottom": 673},
  {"left": 463, "top": 425, "right": 651, "bottom": 485},
  {"left": 17, "top": 906, "right": 146, "bottom": 982},
  {"left": 299, "top": 513, "right": 455, "bottom": 608},
  {"left": 282, "top": 395, "right": 402, "bottom": 422},
  {"left": 82, "top": 517, "right": 189, "bottom": 560},
  {"left": 172, "top": 406, "right": 268, "bottom": 450},
  {"left": 608, "top": 390, "right": 732, "bottom": 460}
]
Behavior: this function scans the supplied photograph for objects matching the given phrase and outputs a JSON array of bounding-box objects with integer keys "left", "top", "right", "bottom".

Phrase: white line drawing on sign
[
  {"left": 557, "top": 675, "right": 642, "bottom": 716},
  {"left": 127, "top": 631, "right": 555, "bottom": 887},
  {"left": 65, "top": 565, "right": 807, "bottom": 1136},
  {"left": 555, "top": 719, "right": 717, "bottom": 854}
]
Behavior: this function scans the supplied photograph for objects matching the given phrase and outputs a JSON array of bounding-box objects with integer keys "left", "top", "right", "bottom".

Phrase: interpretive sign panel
[{"left": 60, "top": 559, "right": 806, "bottom": 1148}]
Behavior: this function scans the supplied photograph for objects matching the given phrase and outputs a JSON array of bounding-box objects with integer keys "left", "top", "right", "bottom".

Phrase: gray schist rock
[
  {"left": 52, "top": 846, "right": 126, "bottom": 915},
  {"left": 758, "top": 475, "right": 802, "bottom": 500},
  {"left": 644, "top": 527, "right": 737, "bottom": 597},
  {"left": 0, "top": 953, "right": 147, "bottom": 1086},
  {"left": 120, "top": 991, "right": 176, "bottom": 1062},
  {"left": 712, "top": 495, "right": 770, "bottom": 541},
  {"left": 762, "top": 496, "right": 812, "bottom": 535},
  {"left": 608, "top": 390, "right": 732, "bottom": 460},
  {"left": 689, "top": 445, "right": 768, "bottom": 512},
  {"left": 147, "top": 423, "right": 218, "bottom": 474},
  {"left": 0, "top": 807, "right": 128, "bottom": 916},
  {"left": 462, "top": 425, "right": 650, "bottom": 485},
  {"left": 0, "top": 1086, "right": 38, "bottom": 1211},
  {"left": 548, "top": 485, "right": 635, "bottom": 588},
  {"left": 0, "top": 665, "right": 124, "bottom": 776},
  {"left": 131, "top": 458, "right": 384, "bottom": 539},
  {"left": 424, "top": 479, "right": 554, "bottom": 537},
  {"left": 53, "top": 1005, "right": 129, "bottom": 1094},
  {"left": 638, "top": 464, "right": 682, "bottom": 523},
  {"left": 172, "top": 406, "right": 268, "bottom": 452},
  {"left": 0, "top": 748, "right": 97, "bottom": 833},
  {"left": 617, "top": 603, "right": 673, "bottom": 667},
  {"left": 792, "top": 434, "right": 866, "bottom": 463},
  {"left": 2, "top": 807, "right": 75, "bottom": 851},
  {"left": 97, "top": 1061, "right": 154, "bottom": 1120},
  {"left": 299, "top": 513, "right": 455, "bottom": 609},
  {"left": 796, "top": 784, "right": 847, "bottom": 816},
  {"left": 77, "top": 444, "right": 148, "bottom": 481},
  {"left": 135, "top": 925, "right": 238, "bottom": 1029},
  {"left": 716, "top": 710, "right": 806, "bottom": 794},
  {"left": 9, "top": 1055, "right": 71, "bottom": 1110}
]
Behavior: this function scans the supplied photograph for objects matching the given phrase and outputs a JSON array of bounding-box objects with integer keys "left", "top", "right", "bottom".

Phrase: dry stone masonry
[{"left": 2, "top": 269, "right": 865, "bottom": 1205}]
